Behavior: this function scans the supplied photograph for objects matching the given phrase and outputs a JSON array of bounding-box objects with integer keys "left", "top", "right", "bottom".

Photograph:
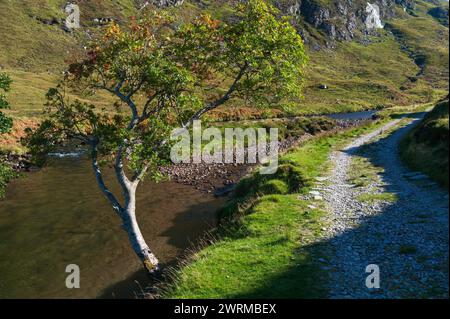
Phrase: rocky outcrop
[
  {"left": 141, "top": 0, "right": 407, "bottom": 43},
  {"left": 395, "top": 0, "right": 415, "bottom": 10},
  {"left": 275, "top": 0, "right": 398, "bottom": 42},
  {"left": 104, "top": 0, "right": 421, "bottom": 44},
  {"left": 365, "top": 3, "right": 384, "bottom": 29},
  {"left": 63, "top": 3, "right": 80, "bottom": 31},
  {"left": 139, "top": 0, "right": 185, "bottom": 9}
]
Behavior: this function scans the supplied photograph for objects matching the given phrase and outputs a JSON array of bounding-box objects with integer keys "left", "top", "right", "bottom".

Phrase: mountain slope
[{"left": 0, "top": 0, "right": 448, "bottom": 135}]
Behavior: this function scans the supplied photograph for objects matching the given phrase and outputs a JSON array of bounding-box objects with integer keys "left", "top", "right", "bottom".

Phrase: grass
[
  {"left": 348, "top": 156, "right": 384, "bottom": 188},
  {"left": 0, "top": 0, "right": 448, "bottom": 123},
  {"left": 162, "top": 116, "right": 398, "bottom": 298},
  {"left": 386, "top": 3, "right": 449, "bottom": 89},
  {"left": 0, "top": 0, "right": 139, "bottom": 120},
  {"left": 357, "top": 192, "right": 398, "bottom": 204},
  {"left": 0, "top": 0, "right": 138, "bottom": 71},
  {"left": 3, "top": 69, "right": 118, "bottom": 118},
  {"left": 400, "top": 99, "right": 449, "bottom": 189},
  {"left": 165, "top": 195, "right": 329, "bottom": 298},
  {"left": 300, "top": 32, "right": 428, "bottom": 114}
]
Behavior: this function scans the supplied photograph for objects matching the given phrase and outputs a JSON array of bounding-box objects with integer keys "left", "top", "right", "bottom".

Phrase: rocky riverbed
[
  {"left": 160, "top": 118, "right": 371, "bottom": 195},
  {"left": 3, "top": 117, "right": 371, "bottom": 196},
  {"left": 0, "top": 153, "right": 35, "bottom": 172}
]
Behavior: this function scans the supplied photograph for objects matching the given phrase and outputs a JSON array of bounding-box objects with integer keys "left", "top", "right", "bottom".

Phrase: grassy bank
[
  {"left": 162, "top": 117, "right": 393, "bottom": 298},
  {"left": 400, "top": 99, "right": 449, "bottom": 189}
]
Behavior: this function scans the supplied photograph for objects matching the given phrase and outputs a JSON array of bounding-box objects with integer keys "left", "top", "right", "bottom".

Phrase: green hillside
[{"left": 0, "top": 0, "right": 448, "bottom": 143}]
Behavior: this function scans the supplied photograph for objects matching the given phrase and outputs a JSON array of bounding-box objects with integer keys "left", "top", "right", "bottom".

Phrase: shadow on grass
[{"left": 232, "top": 112, "right": 448, "bottom": 299}]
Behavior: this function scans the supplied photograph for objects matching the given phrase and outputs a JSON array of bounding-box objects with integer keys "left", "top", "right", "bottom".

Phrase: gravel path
[{"left": 320, "top": 116, "right": 449, "bottom": 298}]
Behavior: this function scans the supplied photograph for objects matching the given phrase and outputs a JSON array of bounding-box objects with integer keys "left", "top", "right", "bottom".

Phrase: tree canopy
[
  {"left": 27, "top": 0, "right": 307, "bottom": 188},
  {"left": 24, "top": 0, "right": 308, "bottom": 272}
]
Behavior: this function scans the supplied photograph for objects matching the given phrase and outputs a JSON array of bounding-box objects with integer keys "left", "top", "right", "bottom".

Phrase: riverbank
[
  {"left": 0, "top": 115, "right": 371, "bottom": 196},
  {"left": 0, "top": 162, "right": 16, "bottom": 198},
  {"left": 160, "top": 102, "right": 444, "bottom": 298},
  {"left": 0, "top": 154, "right": 34, "bottom": 198},
  {"left": 160, "top": 119, "right": 392, "bottom": 298},
  {"left": 160, "top": 116, "right": 372, "bottom": 194}
]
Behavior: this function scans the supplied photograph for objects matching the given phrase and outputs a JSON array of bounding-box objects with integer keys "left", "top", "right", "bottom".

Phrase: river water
[
  {"left": 0, "top": 157, "right": 225, "bottom": 298},
  {"left": 325, "top": 110, "right": 377, "bottom": 121},
  {"left": 0, "top": 110, "right": 377, "bottom": 299}
]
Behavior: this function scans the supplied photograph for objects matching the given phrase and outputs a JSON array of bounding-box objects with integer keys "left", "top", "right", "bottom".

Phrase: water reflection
[{"left": 0, "top": 158, "right": 225, "bottom": 298}]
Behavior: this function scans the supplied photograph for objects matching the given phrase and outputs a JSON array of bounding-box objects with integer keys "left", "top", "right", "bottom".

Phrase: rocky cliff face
[
  {"left": 133, "top": 0, "right": 430, "bottom": 46},
  {"left": 150, "top": 0, "right": 417, "bottom": 45},
  {"left": 274, "top": 0, "right": 401, "bottom": 43}
]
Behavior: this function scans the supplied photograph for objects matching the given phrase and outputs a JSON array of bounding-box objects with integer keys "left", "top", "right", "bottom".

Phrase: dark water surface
[
  {"left": 0, "top": 158, "right": 225, "bottom": 298},
  {"left": 325, "top": 110, "right": 377, "bottom": 121}
]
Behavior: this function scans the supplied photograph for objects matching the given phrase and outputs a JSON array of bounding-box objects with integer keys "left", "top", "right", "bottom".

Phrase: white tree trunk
[
  {"left": 122, "top": 185, "right": 160, "bottom": 274},
  {"left": 92, "top": 138, "right": 161, "bottom": 274}
]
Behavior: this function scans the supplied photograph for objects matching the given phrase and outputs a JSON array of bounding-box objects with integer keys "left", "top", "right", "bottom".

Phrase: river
[
  {"left": 0, "top": 110, "right": 377, "bottom": 298},
  {"left": 0, "top": 157, "right": 226, "bottom": 298},
  {"left": 325, "top": 110, "right": 377, "bottom": 121}
]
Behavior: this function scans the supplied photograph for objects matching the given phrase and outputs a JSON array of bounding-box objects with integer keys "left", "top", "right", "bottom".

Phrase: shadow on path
[{"left": 233, "top": 112, "right": 448, "bottom": 298}]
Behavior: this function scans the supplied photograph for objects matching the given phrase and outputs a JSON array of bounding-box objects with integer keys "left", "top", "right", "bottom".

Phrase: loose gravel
[{"left": 318, "top": 116, "right": 449, "bottom": 298}]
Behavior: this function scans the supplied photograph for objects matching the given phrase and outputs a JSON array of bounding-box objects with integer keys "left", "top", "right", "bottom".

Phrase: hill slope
[{"left": 0, "top": 0, "right": 448, "bottom": 150}]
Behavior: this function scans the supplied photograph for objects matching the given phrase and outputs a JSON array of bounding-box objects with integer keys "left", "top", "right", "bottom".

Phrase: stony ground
[
  {"left": 160, "top": 118, "right": 367, "bottom": 194},
  {"left": 312, "top": 116, "right": 449, "bottom": 298}
]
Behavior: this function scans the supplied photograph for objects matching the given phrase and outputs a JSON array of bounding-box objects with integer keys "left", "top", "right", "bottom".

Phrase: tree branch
[
  {"left": 131, "top": 65, "right": 247, "bottom": 183},
  {"left": 114, "top": 145, "right": 134, "bottom": 200},
  {"left": 90, "top": 140, "right": 123, "bottom": 216},
  {"left": 138, "top": 92, "right": 160, "bottom": 123},
  {"left": 113, "top": 80, "right": 139, "bottom": 127},
  {"left": 182, "top": 64, "right": 247, "bottom": 129}
]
